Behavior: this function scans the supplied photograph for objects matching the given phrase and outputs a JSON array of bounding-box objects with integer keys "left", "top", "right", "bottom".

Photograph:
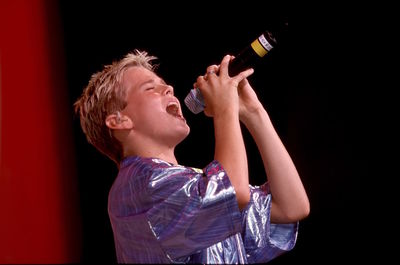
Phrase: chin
[
  {"left": 176, "top": 125, "right": 190, "bottom": 143},
  {"left": 182, "top": 125, "right": 191, "bottom": 139}
]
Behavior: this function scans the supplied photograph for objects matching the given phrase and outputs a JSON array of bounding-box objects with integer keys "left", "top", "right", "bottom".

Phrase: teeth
[
  {"left": 166, "top": 102, "right": 180, "bottom": 117},
  {"left": 167, "top": 102, "right": 178, "bottom": 108}
]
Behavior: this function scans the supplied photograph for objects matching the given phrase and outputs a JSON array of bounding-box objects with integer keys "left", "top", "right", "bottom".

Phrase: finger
[
  {"left": 218, "top": 55, "right": 232, "bottom": 77},
  {"left": 204, "top": 71, "right": 214, "bottom": 81},
  {"left": 206, "top": 64, "right": 219, "bottom": 75},
  {"left": 234, "top": 68, "right": 254, "bottom": 83},
  {"left": 205, "top": 65, "right": 219, "bottom": 80},
  {"left": 196, "top": 75, "right": 206, "bottom": 86}
]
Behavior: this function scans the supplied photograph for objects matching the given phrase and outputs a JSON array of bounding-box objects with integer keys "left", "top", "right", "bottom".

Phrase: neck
[{"left": 123, "top": 139, "right": 178, "bottom": 165}]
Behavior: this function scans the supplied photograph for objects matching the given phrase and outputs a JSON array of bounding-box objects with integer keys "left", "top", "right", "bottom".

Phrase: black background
[{"left": 58, "top": 1, "right": 362, "bottom": 263}]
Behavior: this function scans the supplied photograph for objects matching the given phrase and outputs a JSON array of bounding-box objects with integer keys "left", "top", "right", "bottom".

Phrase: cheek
[{"left": 130, "top": 100, "right": 163, "bottom": 124}]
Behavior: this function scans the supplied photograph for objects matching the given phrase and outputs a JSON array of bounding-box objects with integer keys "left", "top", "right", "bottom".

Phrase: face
[{"left": 121, "top": 66, "right": 190, "bottom": 147}]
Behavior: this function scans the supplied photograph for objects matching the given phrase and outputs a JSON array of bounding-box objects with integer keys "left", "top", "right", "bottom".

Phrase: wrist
[
  {"left": 213, "top": 100, "right": 239, "bottom": 117},
  {"left": 213, "top": 106, "right": 239, "bottom": 123},
  {"left": 240, "top": 104, "right": 264, "bottom": 124}
]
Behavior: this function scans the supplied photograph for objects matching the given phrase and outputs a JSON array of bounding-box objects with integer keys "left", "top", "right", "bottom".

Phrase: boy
[{"left": 74, "top": 49, "right": 309, "bottom": 263}]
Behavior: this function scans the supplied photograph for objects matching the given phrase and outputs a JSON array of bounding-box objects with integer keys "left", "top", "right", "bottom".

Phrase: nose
[{"left": 161, "top": 84, "right": 174, "bottom": 96}]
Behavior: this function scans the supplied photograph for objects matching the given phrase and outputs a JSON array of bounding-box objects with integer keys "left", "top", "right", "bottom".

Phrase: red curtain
[{"left": 0, "top": 0, "right": 81, "bottom": 262}]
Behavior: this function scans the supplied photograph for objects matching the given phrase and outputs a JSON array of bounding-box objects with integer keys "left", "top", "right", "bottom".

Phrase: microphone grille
[{"left": 184, "top": 88, "right": 205, "bottom": 114}]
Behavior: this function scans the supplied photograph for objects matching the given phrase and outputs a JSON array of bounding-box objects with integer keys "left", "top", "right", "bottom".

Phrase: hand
[{"left": 195, "top": 55, "right": 254, "bottom": 117}]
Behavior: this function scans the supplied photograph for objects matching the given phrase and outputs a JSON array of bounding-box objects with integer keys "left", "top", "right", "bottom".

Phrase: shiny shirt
[{"left": 108, "top": 156, "right": 298, "bottom": 263}]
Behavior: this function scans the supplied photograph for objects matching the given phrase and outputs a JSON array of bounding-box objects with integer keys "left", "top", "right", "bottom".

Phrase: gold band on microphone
[{"left": 251, "top": 39, "right": 268, "bottom": 58}]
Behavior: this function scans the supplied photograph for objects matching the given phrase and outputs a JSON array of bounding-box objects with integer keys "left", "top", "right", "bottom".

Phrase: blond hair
[{"left": 74, "top": 49, "right": 158, "bottom": 165}]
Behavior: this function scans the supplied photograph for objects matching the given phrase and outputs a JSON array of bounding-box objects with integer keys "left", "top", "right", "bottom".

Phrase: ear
[{"left": 105, "top": 113, "right": 134, "bottom": 130}]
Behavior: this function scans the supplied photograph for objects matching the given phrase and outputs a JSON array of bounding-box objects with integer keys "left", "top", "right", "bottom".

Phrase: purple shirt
[{"left": 108, "top": 156, "right": 298, "bottom": 263}]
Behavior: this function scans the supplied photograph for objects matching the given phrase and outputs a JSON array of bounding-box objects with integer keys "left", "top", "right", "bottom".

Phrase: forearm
[
  {"left": 214, "top": 111, "right": 250, "bottom": 210},
  {"left": 242, "top": 108, "right": 310, "bottom": 222}
]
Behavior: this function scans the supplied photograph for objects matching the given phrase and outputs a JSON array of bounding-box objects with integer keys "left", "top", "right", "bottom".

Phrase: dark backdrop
[{"left": 58, "top": 1, "right": 362, "bottom": 263}]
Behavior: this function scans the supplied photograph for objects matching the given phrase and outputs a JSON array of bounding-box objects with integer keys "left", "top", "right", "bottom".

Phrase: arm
[
  {"left": 213, "top": 108, "right": 249, "bottom": 210},
  {"left": 196, "top": 55, "right": 253, "bottom": 210},
  {"left": 238, "top": 78, "right": 310, "bottom": 222}
]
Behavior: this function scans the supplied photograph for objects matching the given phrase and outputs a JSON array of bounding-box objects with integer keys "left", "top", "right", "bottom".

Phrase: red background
[{"left": 0, "top": 0, "right": 81, "bottom": 262}]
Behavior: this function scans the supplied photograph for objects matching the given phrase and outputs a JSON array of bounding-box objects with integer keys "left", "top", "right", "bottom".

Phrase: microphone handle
[{"left": 184, "top": 30, "right": 277, "bottom": 114}]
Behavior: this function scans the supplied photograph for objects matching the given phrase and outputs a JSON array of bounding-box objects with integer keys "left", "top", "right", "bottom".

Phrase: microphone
[{"left": 184, "top": 28, "right": 283, "bottom": 114}]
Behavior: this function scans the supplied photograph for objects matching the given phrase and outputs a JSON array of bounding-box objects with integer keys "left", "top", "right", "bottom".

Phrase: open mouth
[{"left": 166, "top": 101, "right": 185, "bottom": 120}]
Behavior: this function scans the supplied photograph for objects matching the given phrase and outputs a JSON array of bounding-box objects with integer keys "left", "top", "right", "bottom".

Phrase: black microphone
[{"left": 184, "top": 27, "right": 284, "bottom": 114}]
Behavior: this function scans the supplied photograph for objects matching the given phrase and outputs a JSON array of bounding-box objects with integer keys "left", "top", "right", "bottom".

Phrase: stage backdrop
[{"left": 0, "top": 0, "right": 81, "bottom": 262}]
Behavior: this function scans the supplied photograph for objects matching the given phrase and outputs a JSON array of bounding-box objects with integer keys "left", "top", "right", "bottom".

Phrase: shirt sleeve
[
  {"left": 145, "top": 159, "right": 242, "bottom": 262},
  {"left": 241, "top": 182, "right": 299, "bottom": 264}
]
